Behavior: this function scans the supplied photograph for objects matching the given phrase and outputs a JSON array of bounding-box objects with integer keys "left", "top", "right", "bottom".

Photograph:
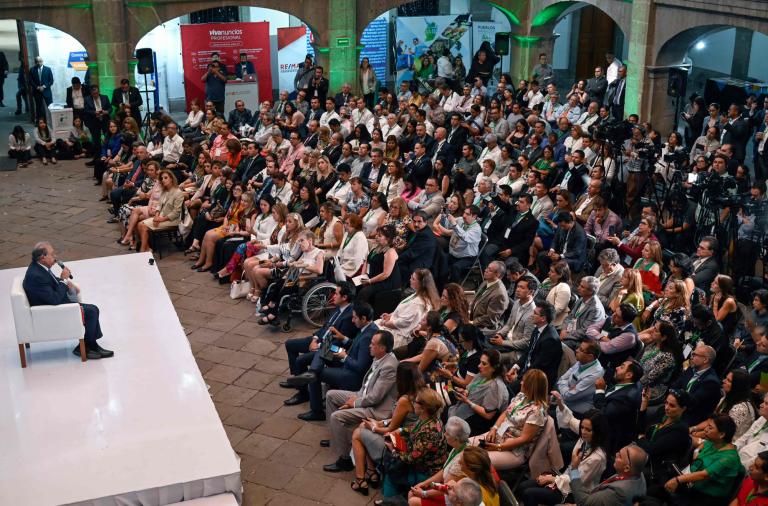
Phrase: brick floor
[{"left": 0, "top": 159, "right": 379, "bottom": 505}]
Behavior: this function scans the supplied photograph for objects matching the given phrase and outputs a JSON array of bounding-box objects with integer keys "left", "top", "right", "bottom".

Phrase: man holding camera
[{"left": 201, "top": 54, "right": 227, "bottom": 113}]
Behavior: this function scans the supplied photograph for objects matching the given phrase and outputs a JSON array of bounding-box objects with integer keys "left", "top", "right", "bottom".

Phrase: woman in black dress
[{"left": 357, "top": 224, "right": 400, "bottom": 304}]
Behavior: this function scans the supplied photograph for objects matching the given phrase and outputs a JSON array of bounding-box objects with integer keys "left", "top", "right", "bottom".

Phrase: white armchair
[{"left": 10, "top": 276, "right": 86, "bottom": 368}]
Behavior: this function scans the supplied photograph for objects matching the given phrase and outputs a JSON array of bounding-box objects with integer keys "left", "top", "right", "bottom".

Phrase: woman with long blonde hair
[{"left": 375, "top": 268, "right": 440, "bottom": 348}]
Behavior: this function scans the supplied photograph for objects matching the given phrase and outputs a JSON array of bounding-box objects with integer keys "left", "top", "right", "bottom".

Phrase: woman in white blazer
[
  {"left": 375, "top": 268, "right": 441, "bottom": 349},
  {"left": 336, "top": 213, "right": 369, "bottom": 279}
]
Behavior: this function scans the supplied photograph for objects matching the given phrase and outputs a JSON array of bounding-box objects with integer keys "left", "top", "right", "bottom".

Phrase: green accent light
[
  {"left": 86, "top": 62, "right": 98, "bottom": 69},
  {"left": 316, "top": 47, "right": 330, "bottom": 54},
  {"left": 487, "top": 3, "right": 520, "bottom": 26},
  {"left": 512, "top": 35, "right": 542, "bottom": 47},
  {"left": 531, "top": 2, "right": 574, "bottom": 27},
  {"left": 336, "top": 37, "right": 351, "bottom": 48},
  {"left": 66, "top": 3, "right": 92, "bottom": 9}
]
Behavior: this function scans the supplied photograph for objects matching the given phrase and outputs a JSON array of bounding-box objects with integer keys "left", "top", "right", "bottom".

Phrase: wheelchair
[{"left": 262, "top": 261, "right": 338, "bottom": 333}]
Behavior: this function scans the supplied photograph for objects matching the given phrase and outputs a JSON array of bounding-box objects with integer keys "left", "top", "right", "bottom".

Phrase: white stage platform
[{"left": 0, "top": 253, "right": 241, "bottom": 505}]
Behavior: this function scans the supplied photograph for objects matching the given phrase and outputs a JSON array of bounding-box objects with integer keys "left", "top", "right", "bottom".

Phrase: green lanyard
[
  {"left": 507, "top": 400, "right": 532, "bottom": 419},
  {"left": 467, "top": 378, "right": 488, "bottom": 394},
  {"left": 641, "top": 347, "right": 660, "bottom": 364},
  {"left": 753, "top": 421, "right": 768, "bottom": 438},
  {"left": 443, "top": 444, "right": 468, "bottom": 470},
  {"left": 578, "top": 361, "right": 598, "bottom": 374},
  {"left": 685, "top": 375, "right": 698, "bottom": 392},
  {"left": 341, "top": 234, "right": 353, "bottom": 250}
]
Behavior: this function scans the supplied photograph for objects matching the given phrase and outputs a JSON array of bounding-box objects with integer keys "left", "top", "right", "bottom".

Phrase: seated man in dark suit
[
  {"left": 110, "top": 78, "right": 143, "bottom": 122},
  {"left": 587, "top": 303, "right": 640, "bottom": 381},
  {"left": 480, "top": 193, "right": 538, "bottom": 269},
  {"left": 22, "top": 242, "right": 113, "bottom": 360},
  {"left": 692, "top": 235, "right": 720, "bottom": 295},
  {"left": 672, "top": 343, "right": 721, "bottom": 425},
  {"left": 397, "top": 211, "right": 437, "bottom": 284},
  {"left": 281, "top": 282, "right": 358, "bottom": 401},
  {"left": 286, "top": 303, "right": 378, "bottom": 421},
  {"left": 735, "top": 326, "right": 768, "bottom": 394},
  {"left": 593, "top": 358, "right": 643, "bottom": 450},
  {"left": 536, "top": 212, "right": 587, "bottom": 275},
  {"left": 507, "top": 301, "right": 563, "bottom": 391}
]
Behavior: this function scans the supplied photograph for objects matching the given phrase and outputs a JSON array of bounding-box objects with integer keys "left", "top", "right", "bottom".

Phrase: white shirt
[
  {"left": 437, "top": 56, "right": 454, "bottom": 79},
  {"left": 162, "top": 134, "right": 184, "bottom": 163},
  {"left": 319, "top": 110, "right": 340, "bottom": 129},
  {"left": 381, "top": 123, "right": 403, "bottom": 140},
  {"left": 71, "top": 88, "right": 84, "bottom": 109},
  {"left": 326, "top": 179, "right": 351, "bottom": 204},
  {"left": 606, "top": 60, "right": 621, "bottom": 84}
]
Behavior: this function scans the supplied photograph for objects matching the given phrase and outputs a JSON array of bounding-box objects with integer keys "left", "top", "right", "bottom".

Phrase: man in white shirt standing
[{"left": 605, "top": 52, "right": 621, "bottom": 85}]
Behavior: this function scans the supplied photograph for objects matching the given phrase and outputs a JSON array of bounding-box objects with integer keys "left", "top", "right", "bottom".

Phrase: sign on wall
[
  {"left": 180, "top": 22, "right": 272, "bottom": 108},
  {"left": 394, "top": 15, "right": 473, "bottom": 87},
  {"left": 277, "top": 26, "right": 315, "bottom": 93}
]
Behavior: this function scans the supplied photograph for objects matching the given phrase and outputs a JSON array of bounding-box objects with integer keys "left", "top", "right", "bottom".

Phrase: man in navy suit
[
  {"left": 84, "top": 84, "right": 112, "bottom": 157},
  {"left": 281, "top": 283, "right": 357, "bottom": 400},
  {"left": 397, "top": 211, "right": 437, "bottom": 285},
  {"left": 593, "top": 358, "right": 643, "bottom": 451},
  {"left": 22, "top": 242, "right": 113, "bottom": 360},
  {"left": 290, "top": 303, "right": 379, "bottom": 421},
  {"left": 29, "top": 56, "right": 53, "bottom": 120},
  {"left": 672, "top": 343, "right": 722, "bottom": 425},
  {"left": 509, "top": 301, "right": 562, "bottom": 389}
]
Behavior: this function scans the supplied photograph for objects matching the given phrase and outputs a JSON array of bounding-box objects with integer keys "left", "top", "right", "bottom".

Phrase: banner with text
[
  {"left": 180, "top": 22, "right": 272, "bottom": 109},
  {"left": 472, "top": 22, "right": 509, "bottom": 83},
  {"left": 277, "top": 26, "right": 315, "bottom": 93}
]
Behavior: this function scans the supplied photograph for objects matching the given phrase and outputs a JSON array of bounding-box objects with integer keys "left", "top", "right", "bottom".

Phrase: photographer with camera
[
  {"left": 623, "top": 125, "right": 655, "bottom": 218},
  {"left": 659, "top": 188, "right": 696, "bottom": 252},
  {"left": 733, "top": 180, "right": 768, "bottom": 281},
  {"left": 201, "top": 55, "right": 227, "bottom": 113},
  {"left": 655, "top": 131, "right": 688, "bottom": 183},
  {"left": 689, "top": 126, "right": 721, "bottom": 165}
]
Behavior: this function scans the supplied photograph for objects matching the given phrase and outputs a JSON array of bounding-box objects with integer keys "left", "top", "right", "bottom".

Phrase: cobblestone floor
[{"left": 0, "top": 159, "right": 378, "bottom": 506}]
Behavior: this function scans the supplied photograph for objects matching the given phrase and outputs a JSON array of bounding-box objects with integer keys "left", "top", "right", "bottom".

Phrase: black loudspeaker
[
  {"left": 667, "top": 67, "right": 688, "bottom": 98},
  {"left": 136, "top": 48, "right": 154, "bottom": 75},
  {"left": 495, "top": 32, "right": 510, "bottom": 56}
]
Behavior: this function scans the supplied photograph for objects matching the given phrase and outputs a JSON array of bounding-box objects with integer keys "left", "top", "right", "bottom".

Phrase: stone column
[
  {"left": 327, "top": 0, "right": 357, "bottom": 94},
  {"left": 731, "top": 27, "right": 753, "bottom": 80},
  {"left": 509, "top": 35, "right": 556, "bottom": 82},
  {"left": 625, "top": 0, "right": 653, "bottom": 118},
  {"left": 91, "top": 0, "right": 129, "bottom": 93}
]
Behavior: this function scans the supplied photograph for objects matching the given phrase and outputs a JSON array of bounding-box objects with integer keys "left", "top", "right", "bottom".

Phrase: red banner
[{"left": 180, "top": 22, "right": 272, "bottom": 109}]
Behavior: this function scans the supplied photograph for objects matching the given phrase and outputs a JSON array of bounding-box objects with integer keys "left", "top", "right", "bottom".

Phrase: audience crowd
[{"left": 17, "top": 46, "right": 768, "bottom": 506}]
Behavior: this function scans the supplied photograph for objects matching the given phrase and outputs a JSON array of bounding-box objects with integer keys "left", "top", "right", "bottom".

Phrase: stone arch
[
  {"left": 527, "top": 0, "right": 629, "bottom": 40},
  {"left": 125, "top": 1, "right": 326, "bottom": 50},
  {"left": 0, "top": 7, "right": 96, "bottom": 58},
  {"left": 655, "top": 23, "right": 768, "bottom": 67}
]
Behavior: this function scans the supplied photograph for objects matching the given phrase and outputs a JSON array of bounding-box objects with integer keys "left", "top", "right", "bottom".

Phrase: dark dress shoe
[
  {"left": 279, "top": 380, "right": 296, "bottom": 389},
  {"left": 72, "top": 345, "right": 101, "bottom": 360},
  {"left": 323, "top": 457, "right": 354, "bottom": 473},
  {"left": 90, "top": 343, "right": 114, "bottom": 358},
  {"left": 320, "top": 439, "right": 330, "bottom": 447},
  {"left": 85, "top": 160, "right": 96, "bottom": 166},
  {"left": 286, "top": 371, "right": 317, "bottom": 387},
  {"left": 297, "top": 410, "right": 326, "bottom": 422},
  {"left": 283, "top": 393, "right": 309, "bottom": 406}
]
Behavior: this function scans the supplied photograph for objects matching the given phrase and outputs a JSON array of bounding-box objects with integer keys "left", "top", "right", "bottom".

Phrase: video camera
[{"left": 593, "top": 119, "right": 633, "bottom": 145}]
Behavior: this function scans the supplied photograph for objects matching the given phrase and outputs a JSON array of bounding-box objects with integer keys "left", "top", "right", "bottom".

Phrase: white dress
[
  {"left": 375, "top": 295, "right": 433, "bottom": 348},
  {"left": 337, "top": 231, "right": 368, "bottom": 277}
]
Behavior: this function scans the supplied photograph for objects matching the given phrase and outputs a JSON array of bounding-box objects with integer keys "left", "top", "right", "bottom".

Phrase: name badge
[{"left": 504, "top": 228, "right": 511, "bottom": 239}]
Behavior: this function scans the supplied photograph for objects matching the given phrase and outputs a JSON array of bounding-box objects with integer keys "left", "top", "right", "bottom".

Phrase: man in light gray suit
[
  {"left": 469, "top": 261, "right": 510, "bottom": 336},
  {"left": 322, "top": 330, "right": 398, "bottom": 472},
  {"left": 571, "top": 444, "right": 647, "bottom": 505},
  {"left": 560, "top": 276, "right": 606, "bottom": 349}
]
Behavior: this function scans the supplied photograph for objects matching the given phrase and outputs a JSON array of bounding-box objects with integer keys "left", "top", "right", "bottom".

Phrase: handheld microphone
[{"left": 57, "top": 260, "right": 73, "bottom": 279}]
